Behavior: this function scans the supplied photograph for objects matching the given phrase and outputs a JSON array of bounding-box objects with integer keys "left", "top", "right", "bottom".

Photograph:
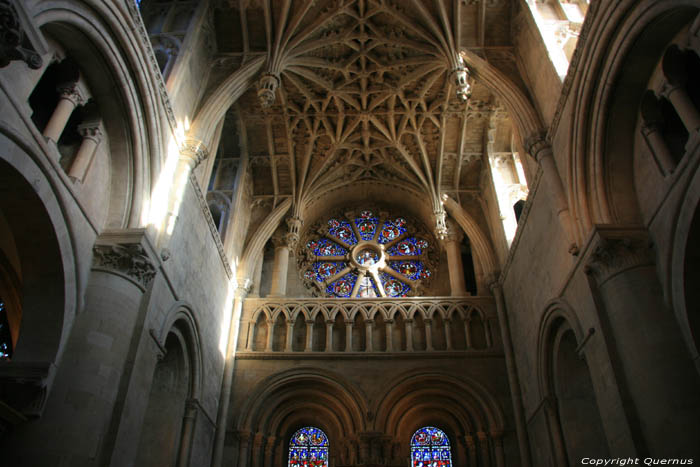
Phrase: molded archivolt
[
  {"left": 232, "top": 367, "right": 506, "bottom": 466},
  {"left": 568, "top": 0, "right": 700, "bottom": 235}
]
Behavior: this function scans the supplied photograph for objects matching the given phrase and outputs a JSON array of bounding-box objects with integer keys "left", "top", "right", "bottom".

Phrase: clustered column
[{"left": 442, "top": 221, "right": 468, "bottom": 296}]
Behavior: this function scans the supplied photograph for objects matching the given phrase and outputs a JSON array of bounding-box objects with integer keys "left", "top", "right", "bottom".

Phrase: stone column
[
  {"left": 477, "top": 432, "right": 490, "bottom": 467},
  {"left": 640, "top": 90, "right": 676, "bottom": 175},
  {"left": 245, "top": 320, "right": 255, "bottom": 351},
  {"left": 269, "top": 234, "right": 290, "bottom": 297},
  {"left": 485, "top": 318, "right": 493, "bottom": 348},
  {"left": 444, "top": 318, "right": 453, "bottom": 350},
  {"left": 304, "top": 320, "right": 313, "bottom": 351},
  {"left": 491, "top": 431, "right": 505, "bottom": 467},
  {"left": 492, "top": 282, "right": 532, "bottom": 467},
  {"left": 585, "top": 226, "right": 700, "bottom": 455},
  {"left": 43, "top": 82, "right": 85, "bottom": 142},
  {"left": 345, "top": 320, "right": 353, "bottom": 352},
  {"left": 465, "top": 435, "right": 478, "bottom": 467},
  {"left": 325, "top": 320, "right": 334, "bottom": 352},
  {"left": 525, "top": 135, "right": 578, "bottom": 254},
  {"left": 252, "top": 433, "right": 264, "bottom": 467},
  {"left": 265, "top": 319, "right": 274, "bottom": 352},
  {"left": 285, "top": 321, "right": 294, "bottom": 352},
  {"left": 263, "top": 435, "right": 276, "bottom": 467},
  {"left": 424, "top": 319, "right": 434, "bottom": 351},
  {"left": 443, "top": 222, "right": 468, "bottom": 296},
  {"left": 176, "top": 399, "right": 199, "bottom": 467},
  {"left": 236, "top": 432, "right": 251, "bottom": 467},
  {"left": 365, "top": 319, "right": 374, "bottom": 352},
  {"left": 464, "top": 317, "right": 472, "bottom": 349},
  {"left": 662, "top": 46, "right": 700, "bottom": 132},
  {"left": 405, "top": 319, "right": 414, "bottom": 351},
  {"left": 385, "top": 319, "right": 394, "bottom": 352},
  {"left": 32, "top": 231, "right": 157, "bottom": 465},
  {"left": 68, "top": 120, "right": 103, "bottom": 182}
]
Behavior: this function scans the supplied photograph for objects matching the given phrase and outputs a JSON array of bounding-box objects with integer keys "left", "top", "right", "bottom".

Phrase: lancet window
[
  {"left": 410, "top": 427, "right": 452, "bottom": 467},
  {"left": 288, "top": 426, "right": 329, "bottom": 467}
]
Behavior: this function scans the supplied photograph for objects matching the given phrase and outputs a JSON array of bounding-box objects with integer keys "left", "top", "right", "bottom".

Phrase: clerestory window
[{"left": 288, "top": 426, "right": 329, "bottom": 467}]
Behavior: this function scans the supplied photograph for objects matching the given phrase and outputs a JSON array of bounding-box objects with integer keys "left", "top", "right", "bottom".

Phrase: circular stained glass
[
  {"left": 318, "top": 263, "right": 337, "bottom": 277},
  {"left": 397, "top": 241, "right": 417, "bottom": 255},
  {"left": 301, "top": 209, "right": 433, "bottom": 298},
  {"left": 356, "top": 249, "right": 379, "bottom": 266}
]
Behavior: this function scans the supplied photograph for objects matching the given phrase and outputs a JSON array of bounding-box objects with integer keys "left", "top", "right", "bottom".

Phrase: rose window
[{"left": 300, "top": 209, "right": 435, "bottom": 298}]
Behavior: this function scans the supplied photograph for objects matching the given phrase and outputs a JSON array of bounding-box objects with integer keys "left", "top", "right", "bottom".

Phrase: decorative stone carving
[
  {"left": 585, "top": 235, "right": 653, "bottom": 284},
  {"left": 523, "top": 133, "right": 550, "bottom": 162},
  {"left": 434, "top": 208, "right": 448, "bottom": 239},
  {"left": 258, "top": 72, "right": 280, "bottom": 108},
  {"left": 179, "top": 139, "right": 209, "bottom": 169},
  {"left": 93, "top": 243, "right": 157, "bottom": 288},
  {"left": 0, "top": 0, "right": 42, "bottom": 69}
]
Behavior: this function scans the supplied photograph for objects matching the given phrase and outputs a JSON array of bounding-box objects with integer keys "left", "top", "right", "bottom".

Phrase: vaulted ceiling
[{"left": 210, "top": 0, "right": 525, "bottom": 223}]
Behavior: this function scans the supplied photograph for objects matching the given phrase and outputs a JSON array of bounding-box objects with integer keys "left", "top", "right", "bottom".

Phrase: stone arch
[
  {"left": 33, "top": 2, "right": 163, "bottom": 229},
  {"left": 0, "top": 142, "right": 76, "bottom": 387},
  {"left": 537, "top": 300, "right": 608, "bottom": 465},
  {"left": 569, "top": 1, "right": 700, "bottom": 233}
]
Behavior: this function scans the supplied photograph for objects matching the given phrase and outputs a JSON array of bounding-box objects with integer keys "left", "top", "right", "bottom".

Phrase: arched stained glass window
[
  {"left": 300, "top": 209, "right": 435, "bottom": 298},
  {"left": 0, "top": 299, "right": 12, "bottom": 359},
  {"left": 288, "top": 426, "right": 329, "bottom": 466},
  {"left": 410, "top": 426, "right": 452, "bottom": 467}
]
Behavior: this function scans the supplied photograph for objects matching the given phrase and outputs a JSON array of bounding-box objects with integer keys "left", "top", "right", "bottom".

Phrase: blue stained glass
[
  {"left": 289, "top": 426, "right": 329, "bottom": 467},
  {"left": 387, "top": 237, "right": 429, "bottom": 256},
  {"left": 0, "top": 300, "right": 11, "bottom": 359},
  {"left": 354, "top": 216, "right": 378, "bottom": 241},
  {"left": 306, "top": 238, "right": 347, "bottom": 257},
  {"left": 328, "top": 219, "right": 357, "bottom": 245},
  {"left": 388, "top": 260, "right": 431, "bottom": 281},
  {"left": 379, "top": 272, "right": 410, "bottom": 297},
  {"left": 357, "top": 275, "right": 379, "bottom": 298},
  {"left": 410, "top": 427, "right": 452, "bottom": 467},
  {"left": 326, "top": 272, "right": 359, "bottom": 298},
  {"left": 377, "top": 220, "right": 407, "bottom": 244},
  {"left": 310, "top": 261, "right": 347, "bottom": 283}
]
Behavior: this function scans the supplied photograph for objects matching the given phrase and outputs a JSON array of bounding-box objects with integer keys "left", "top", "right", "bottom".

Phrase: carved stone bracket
[
  {"left": 93, "top": 233, "right": 158, "bottom": 289},
  {"left": 0, "top": 0, "right": 42, "bottom": 69},
  {"left": 523, "top": 132, "right": 551, "bottom": 163},
  {"left": 180, "top": 139, "right": 209, "bottom": 169}
]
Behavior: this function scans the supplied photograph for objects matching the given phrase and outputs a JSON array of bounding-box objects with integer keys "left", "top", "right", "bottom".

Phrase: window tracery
[
  {"left": 288, "top": 426, "right": 329, "bottom": 467},
  {"left": 299, "top": 209, "right": 436, "bottom": 298},
  {"left": 410, "top": 426, "right": 452, "bottom": 467}
]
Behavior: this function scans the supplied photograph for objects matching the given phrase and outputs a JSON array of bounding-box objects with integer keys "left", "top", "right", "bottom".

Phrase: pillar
[
  {"left": 176, "top": 399, "right": 199, "bottom": 467},
  {"left": 68, "top": 120, "right": 103, "bottom": 182},
  {"left": 424, "top": 319, "right": 434, "bottom": 351},
  {"left": 405, "top": 319, "right": 414, "bottom": 351},
  {"left": 245, "top": 320, "right": 255, "bottom": 351},
  {"left": 265, "top": 319, "right": 274, "bottom": 352},
  {"left": 269, "top": 234, "right": 290, "bottom": 297},
  {"left": 345, "top": 320, "right": 353, "bottom": 352},
  {"left": 325, "top": 319, "right": 334, "bottom": 352},
  {"left": 443, "top": 222, "right": 468, "bottom": 296},
  {"left": 491, "top": 432, "right": 505, "bottom": 467},
  {"left": 465, "top": 435, "right": 477, "bottom": 467},
  {"left": 236, "top": 432, "right": 251, "bottom": 467},
  {"left": 464, "top": 316, "right": 472, "bottom": 349},
  {"left": 477, "top": 432, "right": 490, "bottom": 467},
  {"left": 43, "top": 82, "right": 85, "bottom": 142},
  {"left": 640, "top": 90, "right": 676, "bottom": 175},
  {"left": 385, "top": 319, "right": 394, "bottom": 352},
  {"left": 304, "top": 320, "right": 313, "bottom": 351},
  {"left": 285, "top": 320, "right": 293, "bottom": 352},
  {"left": 252, "top": 433, "right": 264, "bottom": 467},
  {"left": 365, "top": 319, "right": 374, "bottom": 352},
  {"left": 525, "top": 135, "right": 578, "bottom": 254},
  {"left": 492, "top": 282, "right": 532, "bottom": 467},
  {"left": 585, "top": 227, "right": 700, "bottom": 456},
  {"left": 263, "top": 435, "right": 276, "bottom": 467},
  {"left": 662, "top": 45, "right": 700, "bottom": 132},
  {"left": 444, "top": 318, "right": 453, "bottom": 350}
]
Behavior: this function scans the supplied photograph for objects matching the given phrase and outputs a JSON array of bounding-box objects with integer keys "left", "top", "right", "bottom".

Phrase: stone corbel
[
  {"left": 179, "top": 138, "right": 209, "bottom": 169},
  {"left": 584, "top": 226, "right": 653, "bottom": 286}
]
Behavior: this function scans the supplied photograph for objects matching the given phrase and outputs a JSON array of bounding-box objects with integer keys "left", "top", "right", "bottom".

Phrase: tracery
[{"left": 300, "top": 209, "right": 435, "bottom": 298}]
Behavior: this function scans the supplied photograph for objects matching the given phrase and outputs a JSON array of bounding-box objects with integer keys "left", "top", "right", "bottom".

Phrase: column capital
[
  {"left": 179, "top": 138, "right": 209, "bottom": 169},
  {"left": 476, "top": 431, "right": 488, "bottom": 442},
  {"left": 235, "top": 278, "right": 253, "bottom": 297},
  {"left": 271, "top": 232, "right": 289, "bottom": 249},
  {"left": 93, "top": 229, "right": 157, "bottom": 290},
  {"left": 77, "top": 120, "right": 103, "bottom": 143},
  {"left": 523, "top": 132, "right": 552, "bottom": 163},
  {"left": 584, "top": 227, "right": 653, "bottom": 284},
  {"left": 442, "top": 219, "right": 463, "bottom": 244},
  {"left": 236, "top": 430, "right": 252, "bottom": 443},
  {"left": 305, "top": 319, "right": 314, "bottom": 325},
  {"left": 56, "top": 81, "right": 86, "bottom": 106},
  {"left": 326, "top": 319, "right": 335, "bottom": 325}
]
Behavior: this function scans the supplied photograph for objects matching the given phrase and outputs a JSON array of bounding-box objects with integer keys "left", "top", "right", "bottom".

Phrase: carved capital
[
  {"left": 585, "top": 229, "right": 653, "bottom": 284},
  {"left": 235, "top": 278, "right": 253, "bottom": 297},
  {"left": 524, "top": 132, "right": 551, "bottom": 162},
  {"left": 0, "top": 0, "right": 42, "bottom": 69},
  {"left": 258, "top": 72, "right": 280, "bottom": 108},
  {"left": 77, "top": 120, "right": 103, "bottom": 143},
  {"left": 56, "top": 82, "right": 86, "bottom": 107},
  {"left": 93, "top": 243, "right": 156, "bottom": 289},
  {"left": 442, "top": 219, "right": 463, "bottom": 244},
  {"left": 179, "top": 139, "right": 209, "bottom": 169}
]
